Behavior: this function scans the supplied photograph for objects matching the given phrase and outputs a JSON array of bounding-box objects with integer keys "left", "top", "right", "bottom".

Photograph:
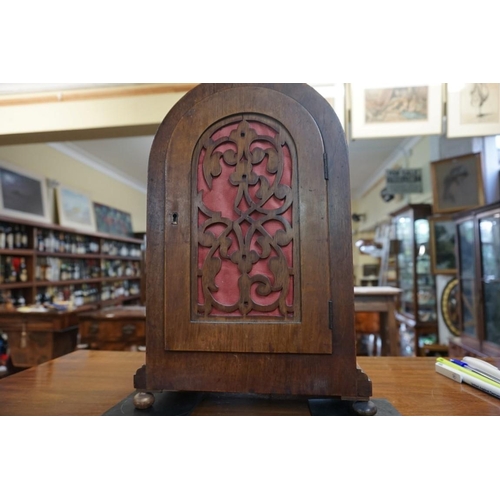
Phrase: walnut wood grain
[{"left": 143, "top": 83, "right": 368, "bottom": 400}]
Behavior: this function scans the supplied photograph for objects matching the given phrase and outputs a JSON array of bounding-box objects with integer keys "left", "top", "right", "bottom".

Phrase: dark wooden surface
[
  {"left": 143, "top": 83, "right": 371, "bottom": 400},
  {"left": 1, "top": 350, "right": 500, "bottom": 415}
]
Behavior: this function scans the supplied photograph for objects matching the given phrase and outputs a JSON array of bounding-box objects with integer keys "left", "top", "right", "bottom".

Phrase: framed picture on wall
[
  {"left": 93, "top": 202, "right": 133, "bottom": 237},
  {"left": 429, "top": 215, "right": 457, "bottom": 274},
  {"left": 430, "top": 152, "right": 484, "bottom": 213},
  {"left": 311, "top": 83, "right": 346, "bottom": 133},
  {"left": 0, "top": 162, "right": 51, "bottom": 224},
  {"left": 56, "top": 185, "right": 97, "bottom": 232},
  {"left": 349, "top": 83, "right": 443, "bottom": 139},
  {"left": 446, "top": 83, "right": 500, "bottom": 138}
]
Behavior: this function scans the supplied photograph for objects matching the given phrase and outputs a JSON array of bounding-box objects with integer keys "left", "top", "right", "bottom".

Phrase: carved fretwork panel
[{"left": 192, "top": 116, "right": 299, "bottom": 321}]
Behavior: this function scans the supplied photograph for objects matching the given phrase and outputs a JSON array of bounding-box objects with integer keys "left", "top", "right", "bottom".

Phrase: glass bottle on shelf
[
  {"left": 17, "top": 293, "right": 26, "bottom": 308},
  {"left": 19, "top": 258, "right": 28, "bottom": 283},
  {"left": 3, "top": 257, "right": 11, "bottom": 283},
  {"left": 9, "top": 258, "right": 17, "bottom": 283},
  {"left": 37, "top": 231, "right": 45, "bottom": 252},
  {"left": 6, "top": 226, "right": 13, "bottom": 250},
  {"left": 14, "top": 225, "right": 22, "bottom": 249},
  {"left": 21, "top": 226, "right": 28, "bottom": 249},
  {"left": 65, "top": 234, "right": 71, "bottom": 253},
  {"left": 44, "top": 231, "right": 51, "bottom": 252},
  {"left": 71, "top": 235, "right": 78, "bottom": 255},
  {"left": 58, "top": 233, "right": 65, "bottom": 253}
]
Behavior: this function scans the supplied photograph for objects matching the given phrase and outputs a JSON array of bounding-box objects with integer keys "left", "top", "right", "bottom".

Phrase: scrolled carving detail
[{"left": 194, "top": 116, "right": 299, "bottom": 319}]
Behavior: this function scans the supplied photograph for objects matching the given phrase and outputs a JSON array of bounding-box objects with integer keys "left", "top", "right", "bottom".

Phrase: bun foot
[
  {"left": 133, "top": 392, "right": 155, "bottom": 410},
  {"left": 352, "top": 400, "right": 377, "bottom": 416}
]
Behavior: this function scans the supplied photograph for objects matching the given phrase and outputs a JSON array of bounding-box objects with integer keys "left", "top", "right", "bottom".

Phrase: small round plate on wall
[{"left": 441, "top": 277, "right": 460, "bottom": 336}]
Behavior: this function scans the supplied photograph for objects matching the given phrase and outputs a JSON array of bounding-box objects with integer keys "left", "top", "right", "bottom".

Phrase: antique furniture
[
  {"left": 449, "top": 201, "right": 500, "bottom": 359},
  {"left": 1, "top": 350, "right": 500, "bottom": 415},
  {"left": 354, "top": 286, "right": 402, "bottom": 356},
  {"left": 0, "top": 309, "right": 79, "bottom": 368},
  {"left": 133, "top": 83, "right": 375, "bottom": 414},
  {"left": 78, "top": 305, "right": 145, "bottom": 351},
  {"left": 390, "top": 204, "right": 438, "bottom": 355}
]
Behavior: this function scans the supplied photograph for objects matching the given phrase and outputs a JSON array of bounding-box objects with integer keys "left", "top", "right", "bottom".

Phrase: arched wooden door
[{"left": 136, "top": 84, "right": 372, "bottom": 402}]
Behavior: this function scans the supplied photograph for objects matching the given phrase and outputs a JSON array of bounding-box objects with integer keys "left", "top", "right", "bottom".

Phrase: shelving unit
[
  {"left": 0, "top": 215, "right": 143, "bottom": 368},
  {"left": 390, "top": 204, "right": 438, "bottom": 356},
  {"left": 0, "top": 214, "right": 142, "bottom": 309}
]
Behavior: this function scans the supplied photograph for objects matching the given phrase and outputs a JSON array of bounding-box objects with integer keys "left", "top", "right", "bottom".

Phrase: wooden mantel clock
[{"left": 133, "top": 83, "right": 376, "bottom": 415}]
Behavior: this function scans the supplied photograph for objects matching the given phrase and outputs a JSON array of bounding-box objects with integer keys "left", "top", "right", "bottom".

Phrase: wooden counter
[{"left": 1, "top": 351, "right": 499, "bottom": 416}]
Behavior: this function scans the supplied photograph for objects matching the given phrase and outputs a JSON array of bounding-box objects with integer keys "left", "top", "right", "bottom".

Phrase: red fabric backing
[{"left": 197, "top": 120, "right": 294, "bottom": 317}]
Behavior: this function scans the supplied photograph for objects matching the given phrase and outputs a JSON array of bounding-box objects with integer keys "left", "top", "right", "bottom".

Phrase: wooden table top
[{"left": 1, "top": 350, "right": 499, "bottom": 416}]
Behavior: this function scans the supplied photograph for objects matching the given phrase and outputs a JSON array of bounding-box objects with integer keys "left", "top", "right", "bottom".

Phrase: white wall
[{"left": 0, "top": 143, "right": 147, "bottom": 232}]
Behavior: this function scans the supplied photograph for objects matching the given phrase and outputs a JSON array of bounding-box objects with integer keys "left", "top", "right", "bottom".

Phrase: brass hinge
[
  {"left": 328, "top": 300, "right": 333, "bottom": 330},
  {"left": 323, "top": 152, "right": 329, "bottom": 180}
]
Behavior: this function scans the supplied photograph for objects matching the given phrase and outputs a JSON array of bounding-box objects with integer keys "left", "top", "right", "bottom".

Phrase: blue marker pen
[
  {"left": 449, "top": 358, "right": 500, "bottom": 383},
  {"left": 449, "top": 358, "right": 468, "bottom": 368}
]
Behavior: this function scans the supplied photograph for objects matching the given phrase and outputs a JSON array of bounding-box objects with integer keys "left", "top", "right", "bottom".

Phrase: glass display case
[
  {"left": 391, "top": 204, "right": 438, "bottom": 355},
  {"left": 450, "top": 202, "right": 500, "bottom": 358}
]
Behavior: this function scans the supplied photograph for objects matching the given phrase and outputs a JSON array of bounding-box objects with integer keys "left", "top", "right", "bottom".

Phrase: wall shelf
[{"left": 0, "top": 216, "right": 144, "bottom": 309}]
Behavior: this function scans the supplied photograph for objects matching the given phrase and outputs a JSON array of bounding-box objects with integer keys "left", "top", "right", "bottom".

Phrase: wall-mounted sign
[{"left": 385, "top": 168, "right": 423, "bottom": 194}]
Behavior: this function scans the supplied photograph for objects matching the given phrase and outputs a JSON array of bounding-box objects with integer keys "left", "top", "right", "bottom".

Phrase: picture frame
[
  {"left": 446, "top": 83, "right": 500, "bottom": 138},
  {"left": 0, "top": 161, "right": 51, "bottom": 224},
  {"left": 349, "top": 83, "right": 443, "bottom": 139},
  {"left": 56, "top": 185, "right": 97, "bottom": 232},
  {"left": 430, "top": 152, "right": 484, "bottom": 213},
  {"left": 93, "top": 202, "right": 133, "bottom": 237},
  {"left": 429, "top": 214, "right": 457, "bottom": 274},
  {"left": 311, "top": 83, "right": 346, "bottom": 132}
]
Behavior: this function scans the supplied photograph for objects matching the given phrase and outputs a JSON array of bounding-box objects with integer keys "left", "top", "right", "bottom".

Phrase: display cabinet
[
  {"left": 0, "top": 215, "right": 143, "bottom": 368},
  {"left": 390, "top": 204, "right": 438, "bottom": 355},
  {"left": 449, "top": 201, "right": 500, "bottom": 358}
]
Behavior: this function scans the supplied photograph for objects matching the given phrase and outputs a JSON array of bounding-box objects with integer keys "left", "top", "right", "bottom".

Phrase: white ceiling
[
  {"left": 0, "top": 83, "right": 138, "bottom": 94},
  {"left": 0, "top": 82, "right": 411, "bottom": 199},
  {"left": 64, "top": 134, "right": 409, "bottom": 199}
]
